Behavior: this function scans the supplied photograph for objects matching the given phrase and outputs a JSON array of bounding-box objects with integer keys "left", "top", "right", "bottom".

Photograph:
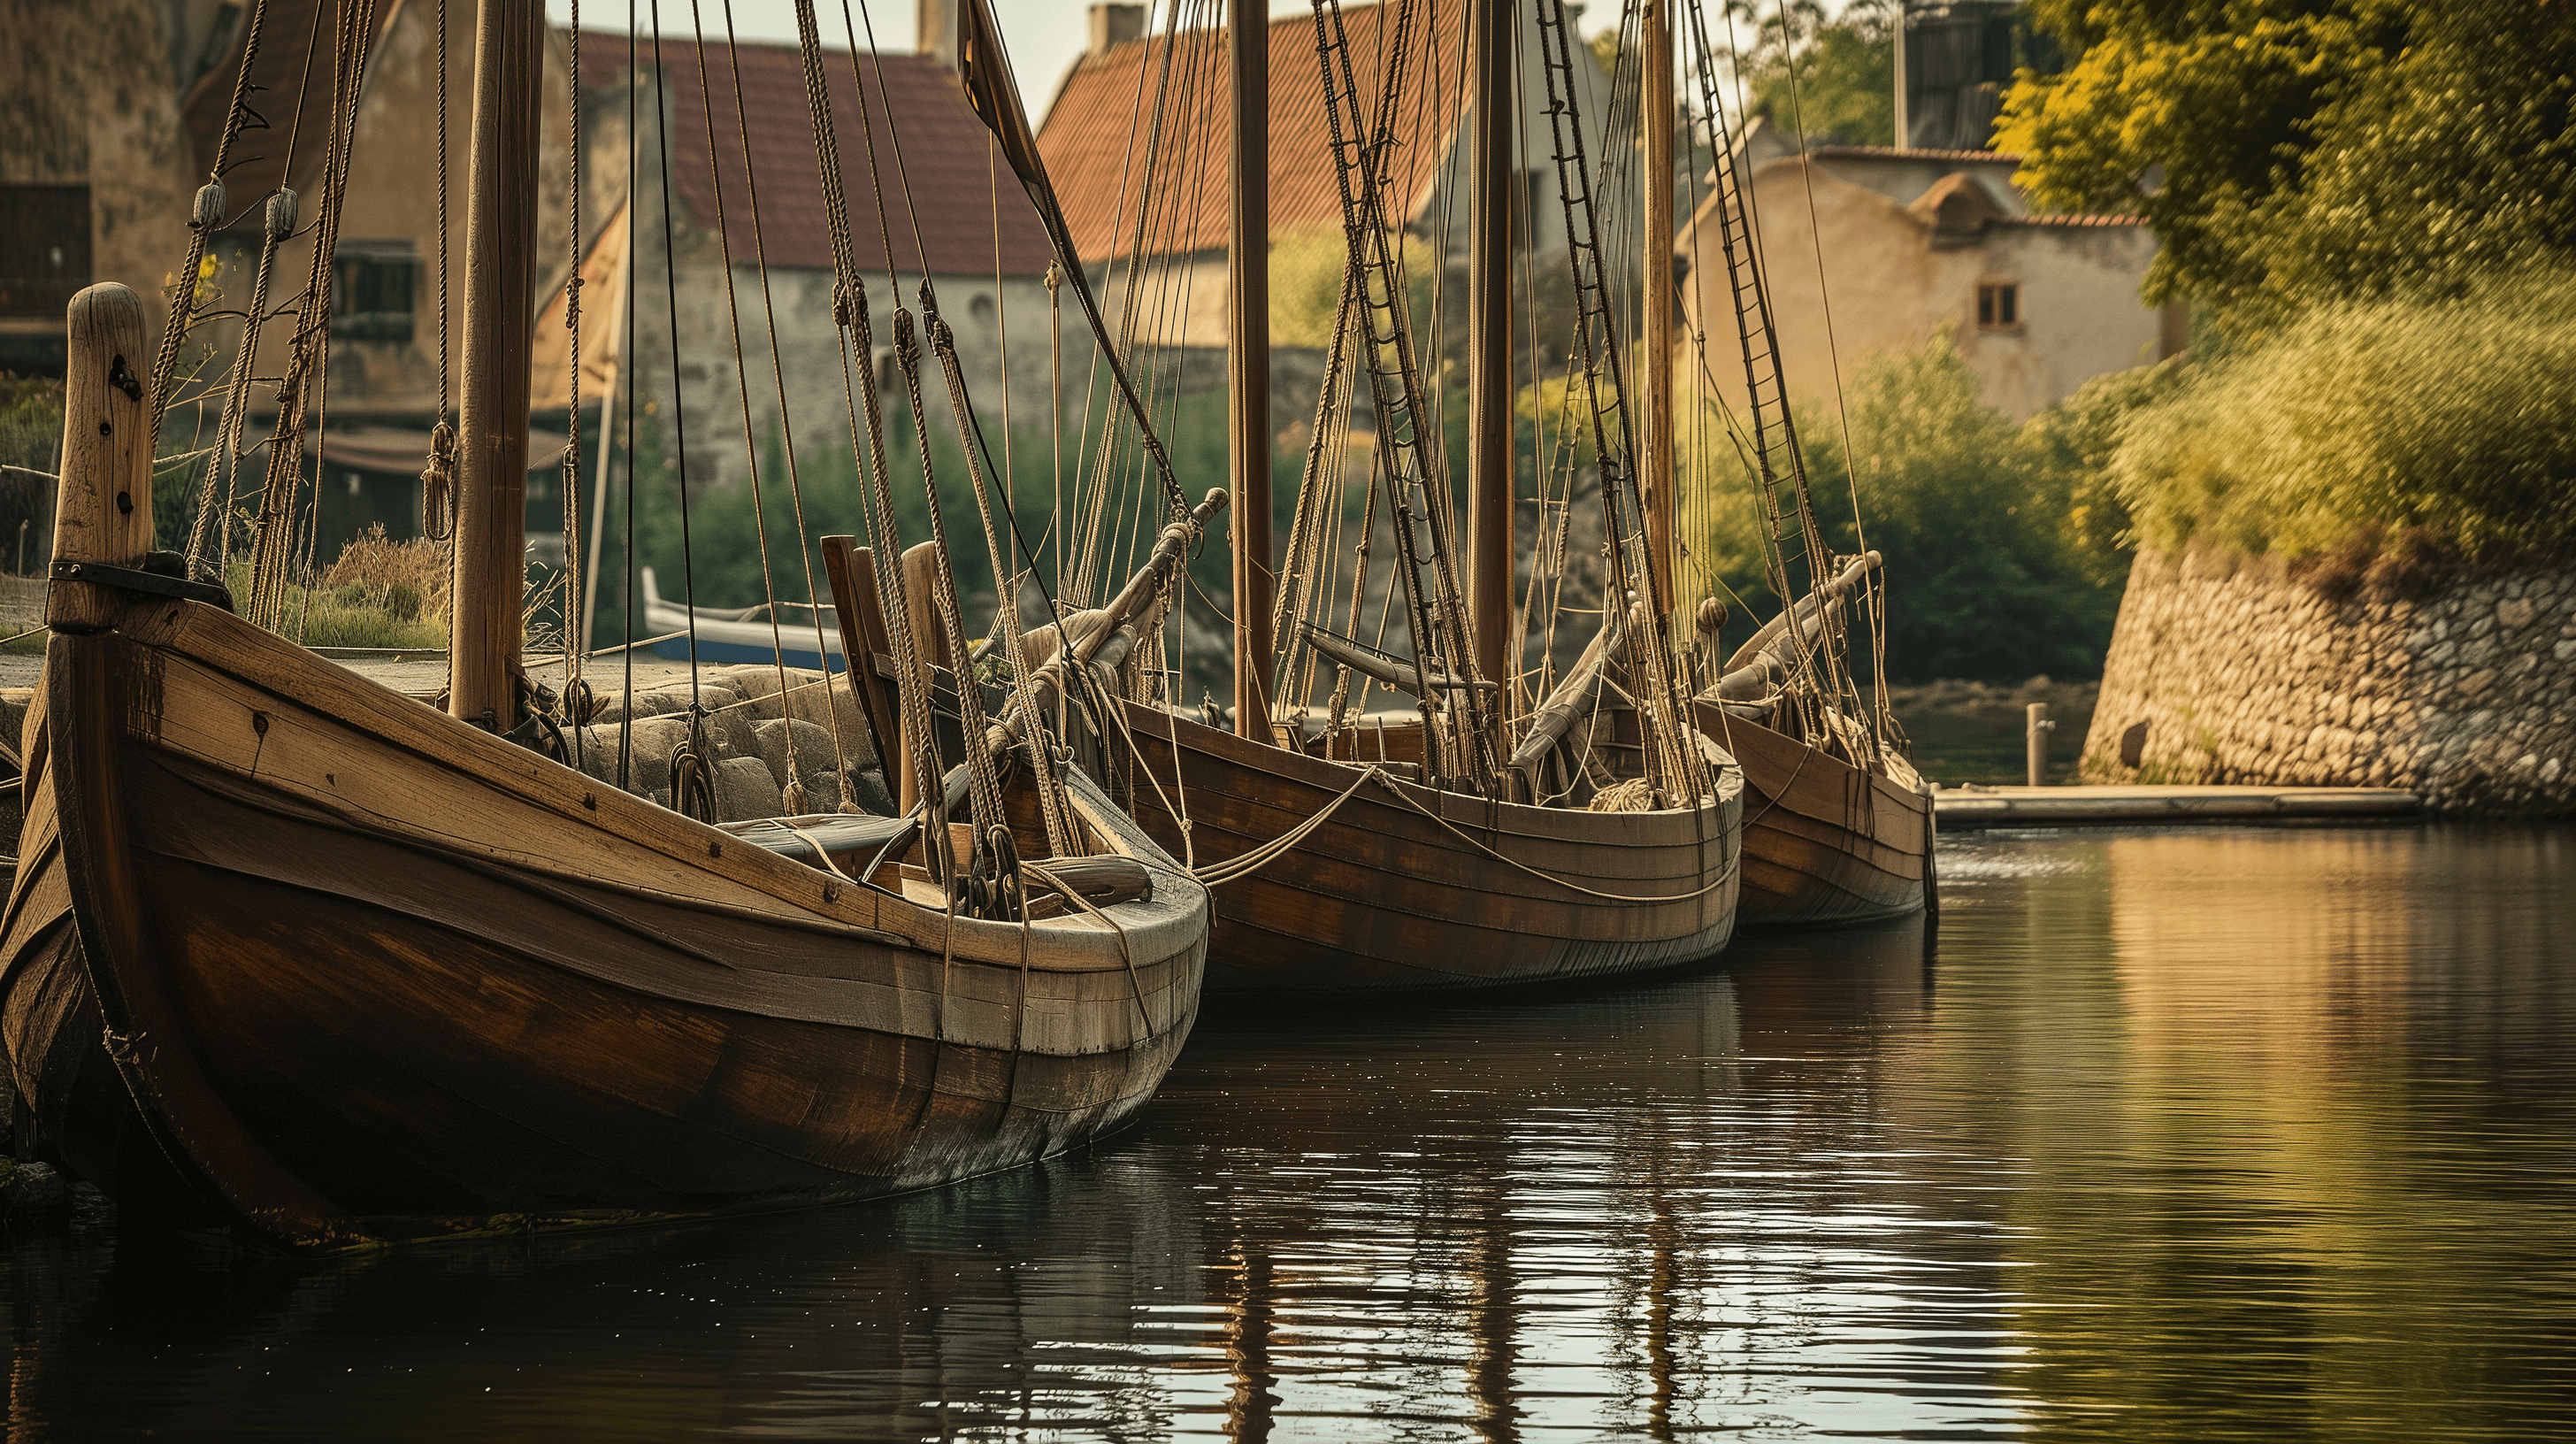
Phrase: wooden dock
[{"left": 1935, "top": 784, "right": 2420, "bottom": 828}]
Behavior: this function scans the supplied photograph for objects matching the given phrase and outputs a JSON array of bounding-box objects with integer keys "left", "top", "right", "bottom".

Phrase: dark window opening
[
  {"left": 1977, "top": 280, "right": 2019, "bottom": 329},
  {"left": 334, "top": 245, "right": 418, "bottom": 343},
  {"left": 1, "top": 186, "right": 92, "bottom": 319}
]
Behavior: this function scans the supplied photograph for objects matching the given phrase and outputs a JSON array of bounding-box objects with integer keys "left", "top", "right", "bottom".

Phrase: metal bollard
[{"left": 2026, "top": 703, "right": 2056, "bottom": 787}]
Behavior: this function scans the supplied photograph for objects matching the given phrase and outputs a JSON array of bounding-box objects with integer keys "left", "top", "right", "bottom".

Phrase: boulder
[
  {"left": 751, "top": 718, "right": 847, "bottom": 792},
  {"left": 714, "top": 755, "right": 785, "bottom": 821}
]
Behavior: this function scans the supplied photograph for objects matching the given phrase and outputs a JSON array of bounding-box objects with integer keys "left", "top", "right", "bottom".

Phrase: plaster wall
[{"left": 1682, "top": 157, "right": 2166, "bottom": 424}]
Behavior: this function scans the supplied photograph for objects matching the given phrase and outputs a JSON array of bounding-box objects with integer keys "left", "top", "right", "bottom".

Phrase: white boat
[{"left": 638, "top": 565, "right": 846, "bottom": 672}]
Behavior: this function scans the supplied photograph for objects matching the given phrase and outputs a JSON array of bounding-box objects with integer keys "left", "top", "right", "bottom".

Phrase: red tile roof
[
  {"left": 1035, "top": 0, "right": 1471, "bottom": 264},
  {"left": 588, "top": 38, "right": 1054, "bottom": 276}
]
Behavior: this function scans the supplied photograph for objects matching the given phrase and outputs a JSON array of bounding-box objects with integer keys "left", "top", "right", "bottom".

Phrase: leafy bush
[
  {"left": 1688, "top": 330, "right": 2129, "bottom": 683},
  {"left": 2108, "top": 269, "right": 2576, "bottom": 561}
]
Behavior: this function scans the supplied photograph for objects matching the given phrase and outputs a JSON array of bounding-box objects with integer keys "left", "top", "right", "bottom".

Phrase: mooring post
[
  {"left": 47, "top": 283, "right": 155, "bottom": 636},
  {"left": 2026, "top": 702, "right": 2055, "bottom": 787}
]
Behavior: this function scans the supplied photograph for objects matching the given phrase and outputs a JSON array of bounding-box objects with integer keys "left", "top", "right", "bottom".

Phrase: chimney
[
  {"left": 917, "top": 0, "right": 957, "bottom": 71},
  {"left": 1087, "top": 4, "right": 1145, "bottom": 57}
]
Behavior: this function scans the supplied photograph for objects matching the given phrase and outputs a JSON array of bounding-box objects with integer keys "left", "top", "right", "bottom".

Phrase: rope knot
[
  {"left": 564, "top": 273, "right": 582, "bottom": 326},
  {"left": 420, "top": 419, "right": 457, "bottom": 541},
  {"left": 831, "top": 278, "right": 852, "bottom": 328},
  {"left": 892, "top": 308, "right": 918, "bottom": 364}
]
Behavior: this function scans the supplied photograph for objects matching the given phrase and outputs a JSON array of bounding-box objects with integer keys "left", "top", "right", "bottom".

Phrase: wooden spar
[
  {"left": 579, "top": 214, "right": 633, "bottom": 652},
  {"left": 984, "top": 489, "right": 1228, "bottom": 757},
  {"left": 1467, "top": 0, "right": 1514, "bottom": 701},
  {"left": 1638, "top": 0, "right": 1676, "bottom": 622},
  {"left": 1721, "top": 549, "right": 1881, "bottom": 674},
  {"left": 44, "top": 284, "right": 153, "bottom": 634},
  {"left": 1300, "top": 623, "right": 1493, "bottom": 701},
  {"left": 449, "top": 0, "right": 543, "bottom": 727},
  {"left": 1228, "top": 0, "right": 1273, "bottom": 742}
]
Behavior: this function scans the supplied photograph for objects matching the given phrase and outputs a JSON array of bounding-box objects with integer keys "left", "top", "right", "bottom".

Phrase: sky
[{"left": 542, "top": 1, "right": 1627, "bottom": 122}]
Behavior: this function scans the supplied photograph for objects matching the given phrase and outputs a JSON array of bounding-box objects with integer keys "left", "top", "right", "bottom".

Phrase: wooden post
[
  {"left": 819, "top": 535, "right": 901, "bottom": 800},
  {"left": 897, "top": 540, "right": 946, "bottom": 813},
  {"left": 1467, "top": 0, "right": 1514, "bottom": 703},
  {"left": 1639, "top": 0, "right": 1676, "bottom": 624},
  {"left": 2026, "top": 702, "right": 2052, "bottom": 787},
  {"left": 448, "top": 0, "right": 543, "bottom": 728},
  {"left": 46, "top": 284, "right": 154, "bottom": 635},
  {"left": 1228, "top": 0, "right": 1273, "bottom": 741}
]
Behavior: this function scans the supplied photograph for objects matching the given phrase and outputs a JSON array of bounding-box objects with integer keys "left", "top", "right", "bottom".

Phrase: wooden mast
[
  {"left": 1639, "top": 0, "right": 1676, "bottom": 622},
  {"left": 449, "top": 0, "right": 543, "bottom": 727},
  {"left": 1228, "top": 0, "right": 1273, "bottom": 741},
  {"left": 1467, "top": 0, "right": 1514, "bottom": 703}
]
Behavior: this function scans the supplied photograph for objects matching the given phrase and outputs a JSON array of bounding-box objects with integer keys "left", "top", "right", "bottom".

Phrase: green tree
[
  {"left": 1997, "top": 0, "right": 2576, "bottom": 326},
  {"left": 1736, "top": 0, "right": 1898, "bottom": 147}
]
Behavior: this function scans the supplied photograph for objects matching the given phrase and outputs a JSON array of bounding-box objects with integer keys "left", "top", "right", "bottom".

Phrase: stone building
[
  {"left": 0, "top": 0, "right": 203, "bottom": 378},
  {"left": 1677, "top": 124, "right": 2181, "bottom": 424}
]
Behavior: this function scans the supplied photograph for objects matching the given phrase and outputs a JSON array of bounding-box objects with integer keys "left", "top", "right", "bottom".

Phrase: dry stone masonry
[{"left": 2083, "top": 549, "right": 2576, "bottom": 816}]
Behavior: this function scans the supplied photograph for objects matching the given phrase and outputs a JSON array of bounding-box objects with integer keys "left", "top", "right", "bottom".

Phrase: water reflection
[{"left": 3, "top": 827, "right": 2569, "bottom": 1440}]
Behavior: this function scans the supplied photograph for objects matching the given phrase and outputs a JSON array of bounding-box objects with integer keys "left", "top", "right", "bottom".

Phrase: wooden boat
[
  {"left": 1116, "top": 711, "right": 1740, "bottom": 993},
  {"left": 3, "top": 568, "right": 1202, "bottom": 1250},
  {"left": 1697, "top": 707, "right": 1931, "bottom": 927},
  {"left": 1660, "top": 0, "right": 1935, "bottom": 929},
  {"left": 2, "top": 0, "right": 1209, "bottom": 1252},
  {"left": 1046, "top": 0, "right": 1742, "bottom": 993},
  {"left": 639, "top": 565, "right": 847, "bottom": 672}
]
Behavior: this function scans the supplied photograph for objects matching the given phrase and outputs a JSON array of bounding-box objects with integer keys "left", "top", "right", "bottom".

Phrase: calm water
[{"left": 4, "top": 825, "right": 2570, "bottom": 1440}]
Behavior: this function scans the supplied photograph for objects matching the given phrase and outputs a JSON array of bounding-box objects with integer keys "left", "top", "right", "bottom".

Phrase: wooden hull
[
  {"left": 1116, "top": 706, "right": 1742, "bottom": 993},
  {"left": 1, "top": 599, "right": 1206, "bottom": 1253},
  {"left": 1694, "top": 705, "right": 1932, "bottom": 927}
]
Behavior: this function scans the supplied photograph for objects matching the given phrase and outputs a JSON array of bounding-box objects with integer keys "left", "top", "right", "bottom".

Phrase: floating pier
[{"left": 1935, "top": 783, "right": 2421, "bottom": 828}]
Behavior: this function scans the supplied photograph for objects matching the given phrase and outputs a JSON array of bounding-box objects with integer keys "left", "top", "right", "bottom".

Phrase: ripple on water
[{"left": 1, "top": 826, "right": 2570, "bottom": 1440}]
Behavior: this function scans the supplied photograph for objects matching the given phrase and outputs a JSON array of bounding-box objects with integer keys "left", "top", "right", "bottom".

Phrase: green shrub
[
  {"left": 2110, "top": 269, "right": 2576, "bottom": 560},
  {"left": 1686, "top": 329, "right": 2131, "bottom": 683}
]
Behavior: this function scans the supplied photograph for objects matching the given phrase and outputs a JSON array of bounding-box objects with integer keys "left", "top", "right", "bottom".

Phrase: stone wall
[{"left": 2081, "top": 549, "right": 2575, "bottom": 816}]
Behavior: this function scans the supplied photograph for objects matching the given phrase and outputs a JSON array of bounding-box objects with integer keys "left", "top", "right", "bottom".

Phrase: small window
[
  {"left": 0, "top": 186, "right": 91, "bottom": 318},
  {"left": 333, "top": 243, "right": 418, "bottom": 343},
  {"left": 1977, "top": 280, "right": 2020, "bottom": 330},
  {"left": 969, "top": 293, "right": 997, "bottom": 328}
]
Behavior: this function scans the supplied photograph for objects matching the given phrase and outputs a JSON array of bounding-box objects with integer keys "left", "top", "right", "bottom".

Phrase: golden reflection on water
[{"left": 0, "top": 827, "right": 2568, "bottom": 1440}]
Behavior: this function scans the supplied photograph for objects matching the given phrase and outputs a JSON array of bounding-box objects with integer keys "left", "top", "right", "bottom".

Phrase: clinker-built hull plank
[
  {"left": 1698, "top": 706, "right": 1930, "bottom": 926},
  {"left": 1120, "top": 705, "right": 1743, "bottom": 993},
  {"left": 1, "top": 604, "right": 1208, "bottom": 1252}
]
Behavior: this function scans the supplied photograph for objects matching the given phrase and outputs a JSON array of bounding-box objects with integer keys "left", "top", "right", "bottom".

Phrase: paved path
[{"left": 1935, "top": 783, "right": 2420, "bottom": 828}]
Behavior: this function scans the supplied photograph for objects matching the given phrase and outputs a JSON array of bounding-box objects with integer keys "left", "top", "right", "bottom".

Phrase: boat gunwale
[{"left": 114, "top": 596, "right": 1205, "bottom": 972}]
